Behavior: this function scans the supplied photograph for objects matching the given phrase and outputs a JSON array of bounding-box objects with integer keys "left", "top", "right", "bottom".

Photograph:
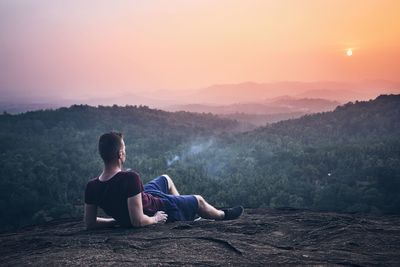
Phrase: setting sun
[{"left": 347, "top": 49, "right": 353, "bottom": 57}]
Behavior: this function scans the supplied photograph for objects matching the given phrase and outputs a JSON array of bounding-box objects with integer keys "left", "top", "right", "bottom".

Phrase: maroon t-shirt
[{"left": 84, "top": 171, "right": 165, "bottom": 226}]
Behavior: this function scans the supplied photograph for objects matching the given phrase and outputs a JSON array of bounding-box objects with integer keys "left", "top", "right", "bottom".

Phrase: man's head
[{"left": 98, "top": 132, "right": 126, "bottom": 165}]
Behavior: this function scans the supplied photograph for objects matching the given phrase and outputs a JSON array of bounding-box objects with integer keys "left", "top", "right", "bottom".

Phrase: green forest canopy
[{"left": 0, "top": 95, "right": 399, "bottom": 230}]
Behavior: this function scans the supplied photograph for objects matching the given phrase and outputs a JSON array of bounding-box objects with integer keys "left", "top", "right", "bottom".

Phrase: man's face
[{"left": 119, "top": 139, "right": 126, "bottom": 164}]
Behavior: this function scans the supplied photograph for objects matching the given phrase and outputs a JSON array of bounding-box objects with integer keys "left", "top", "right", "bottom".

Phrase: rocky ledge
[{"left": 1, "top": 208, "right": 399, "bottom": 266}]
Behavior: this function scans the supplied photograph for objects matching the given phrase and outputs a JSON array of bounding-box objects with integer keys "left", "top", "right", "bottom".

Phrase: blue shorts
[{"left": 144, "top": 176, "right": 199, "bottom": 222}]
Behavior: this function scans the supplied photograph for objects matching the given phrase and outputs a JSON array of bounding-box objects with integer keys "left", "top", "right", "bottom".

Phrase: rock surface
[{"left": 1, "top": 208, "right": 399, "bottom": 266}]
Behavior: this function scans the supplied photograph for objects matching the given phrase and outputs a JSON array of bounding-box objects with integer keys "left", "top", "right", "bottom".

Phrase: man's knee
[
  {"left": 194, "top": 195, "right": 205, "bottom": 207},
  {"left": 162, "top": 174, "right": 173, "bottom": 186}
]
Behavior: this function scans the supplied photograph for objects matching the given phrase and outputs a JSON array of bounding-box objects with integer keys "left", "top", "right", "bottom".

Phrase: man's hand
[
  {"left": 154, "top": 211, "right": 168, "bottom": 224},
  {"left": 128, "top": 194, "right": 168, "bottom": 227}
]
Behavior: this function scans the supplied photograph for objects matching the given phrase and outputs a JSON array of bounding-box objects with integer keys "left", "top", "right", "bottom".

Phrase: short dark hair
[{"left": 98, "top": 132, "right": 123, "bottom": 164}]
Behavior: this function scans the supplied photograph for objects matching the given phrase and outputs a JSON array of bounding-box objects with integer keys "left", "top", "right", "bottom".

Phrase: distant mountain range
[
  {"left": 188, "top": 80, "right": 400, "bottom": 104},
  {"left": 1, "top": 80, "right": 399, "bottom": 117}
]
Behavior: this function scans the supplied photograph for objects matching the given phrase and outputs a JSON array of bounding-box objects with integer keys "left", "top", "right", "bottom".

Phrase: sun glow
[{"left": 346, "top": 49, "right": 353, "bottom": 57}]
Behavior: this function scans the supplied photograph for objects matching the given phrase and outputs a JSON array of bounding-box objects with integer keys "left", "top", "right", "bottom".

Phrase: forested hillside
[
  {"left": 0, "top": 105, "right": 238, "bottom": 230},
  {"left": 198, "top": 95, "right": 400, "bottom": 213},
  {"left": 0, "top": 96, "right": 399, "bottom": 230}
]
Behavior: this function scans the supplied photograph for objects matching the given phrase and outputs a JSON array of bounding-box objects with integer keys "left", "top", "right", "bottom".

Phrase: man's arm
[
  {"left": 127, "top": 193, "right": 167, "bottom": 227},
  {"left": 84, "top": 203, "right": 117, "bottom": 230}
]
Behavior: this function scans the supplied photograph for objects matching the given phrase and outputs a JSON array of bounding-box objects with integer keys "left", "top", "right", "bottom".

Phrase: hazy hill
[
  {"left": 247, "top": 94, "right": 400, "bottom": 142},
  {"left": 168, "top": 97, "right": 340, "bottom": 126},
  {"left": 266, "top": 96, "right": 340, "bottom": 111},
  {"left": 218, "top": 112, "right": 306, "bottom": 128},
  {"left": 168, "top": 97, "right": 339, "bottom": 115},
  {"left": 191, "top": 80, "right": 400, "bottom": 104},
  {"left": 0, "top": 102, "right": 59, "bottom": 114}
]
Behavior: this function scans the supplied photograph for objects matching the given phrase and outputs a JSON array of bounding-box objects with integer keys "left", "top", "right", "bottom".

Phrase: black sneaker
[{"left": 222, "top": 206, "right": 244, "bottom": 220}]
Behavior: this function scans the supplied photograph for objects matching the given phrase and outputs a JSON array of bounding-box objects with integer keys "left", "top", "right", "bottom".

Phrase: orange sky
[{"left": 0, "top": 1, "right": 399, "bottom": 100}]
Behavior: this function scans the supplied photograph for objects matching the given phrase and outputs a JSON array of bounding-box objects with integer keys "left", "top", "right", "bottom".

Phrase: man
[{"left": 84, "top": 132, "right": 243, "bottom": 229}]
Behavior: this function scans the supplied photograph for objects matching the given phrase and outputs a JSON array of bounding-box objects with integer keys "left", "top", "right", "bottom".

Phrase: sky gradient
[{"left": 0, "top": 0, "right": 399, "bottom": 101}]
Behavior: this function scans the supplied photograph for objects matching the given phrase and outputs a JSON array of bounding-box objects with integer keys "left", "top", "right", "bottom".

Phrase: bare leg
[
  {"left": 194, "top": 195, "right": 224, "bottom": 220},
  {"left": 163, "top": 175, "right": 225, "bottom": 219},
  {"left": 162, "top": 174, "right": 180, "bottom": 196}
]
